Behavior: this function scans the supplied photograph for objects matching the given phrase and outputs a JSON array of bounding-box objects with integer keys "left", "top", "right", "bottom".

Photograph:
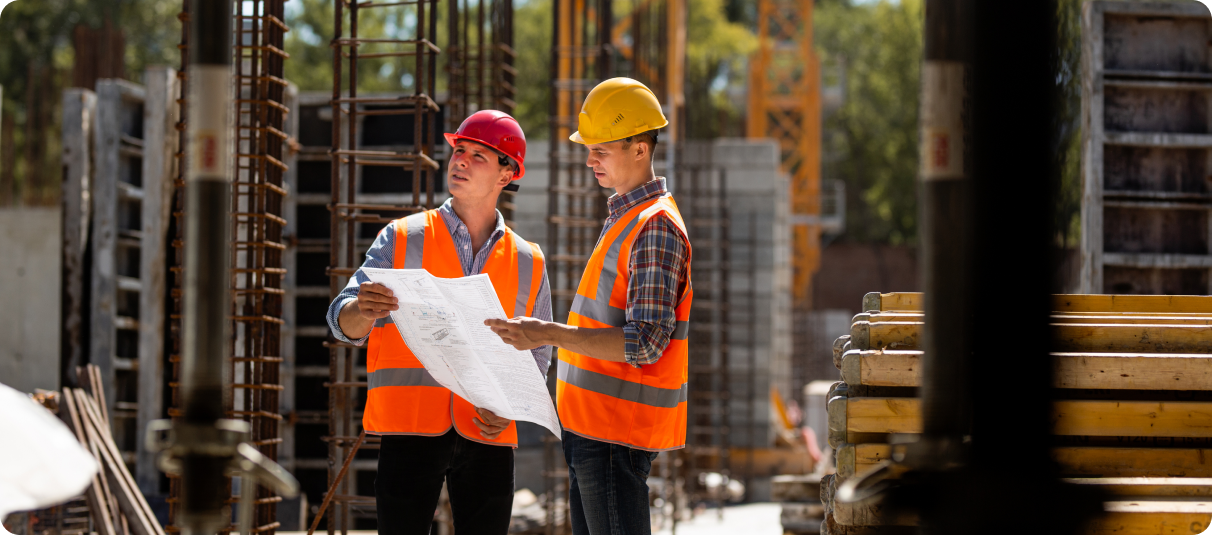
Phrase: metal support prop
[
  {"left": 150, "top": 3, "right": 298, "bottom": 535},
  {"left": 839, "top": 1, "right": 1105, "bottom": 533}
]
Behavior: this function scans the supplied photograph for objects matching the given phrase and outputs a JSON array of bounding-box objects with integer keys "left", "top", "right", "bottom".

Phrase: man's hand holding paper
[{"left": 361, "top": 267, "right": 562, "bottom": 439}]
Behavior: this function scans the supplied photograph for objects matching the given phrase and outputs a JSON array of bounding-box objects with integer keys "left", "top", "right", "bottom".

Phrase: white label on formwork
[
  {"left": 188, "top": 65, "right": 233, "bottom": 181},
  {"left": 920, "top": 61, "right": 966, "bottom": 180}
]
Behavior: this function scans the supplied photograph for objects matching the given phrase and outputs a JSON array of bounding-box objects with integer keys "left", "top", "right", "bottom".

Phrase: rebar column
[
  {"left": 322, "top": 0, "right": 442, "bottom": 530},
  {"left": 230, "top": 0, "right": 290, "bottom": 532}
]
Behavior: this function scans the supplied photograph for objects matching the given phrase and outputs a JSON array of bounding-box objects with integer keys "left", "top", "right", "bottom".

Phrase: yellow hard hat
[{"left": 569, "top": 77, "right": 669, "bottom": 145}]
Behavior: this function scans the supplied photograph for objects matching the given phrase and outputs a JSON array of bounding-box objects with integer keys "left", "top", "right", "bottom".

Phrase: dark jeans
[
  {"left": 562, "top": 430, "right": 660, "bottom": 535},
  {"left": 376, "top": 430, "right": 514, "bottom": 535}
]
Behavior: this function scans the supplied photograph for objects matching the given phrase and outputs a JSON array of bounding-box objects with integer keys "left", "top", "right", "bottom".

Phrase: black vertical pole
[
  {"left": 915, "top": 0, "right": 974, "bottom": 462},
  {"left": 179, "top": 0, "right": 234, "bottom": 533}
]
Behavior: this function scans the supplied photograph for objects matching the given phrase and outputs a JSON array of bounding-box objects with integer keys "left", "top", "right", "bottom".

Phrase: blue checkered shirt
[{"left": 326, "top": 198, "right": 554, "bottom": 376}]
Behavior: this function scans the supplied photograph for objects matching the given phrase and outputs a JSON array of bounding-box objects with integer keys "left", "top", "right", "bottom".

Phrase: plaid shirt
[
  {"left": 602, "top": 177, "right": 691, "bottom": 367},
  {"left": 326, "top": 198, "right": 554, "bottom": 376}
]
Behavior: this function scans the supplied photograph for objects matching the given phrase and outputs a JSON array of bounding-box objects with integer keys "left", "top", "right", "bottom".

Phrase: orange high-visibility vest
[
  {"left": 363, "top": 209, "right": 546, "bottom": 447},
  {"left": 556, "top": 193, "right": 693, "bottom": 451}
]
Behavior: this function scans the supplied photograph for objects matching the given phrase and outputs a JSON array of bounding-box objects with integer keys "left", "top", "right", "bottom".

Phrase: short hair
[{"left": 621, "top": 130, "right": 659, "bottom": 158}]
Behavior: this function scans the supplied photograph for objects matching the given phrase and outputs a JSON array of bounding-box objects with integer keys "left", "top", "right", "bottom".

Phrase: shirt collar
[
  {"left": 438, "top": 197, "right": 508, "bottom": 238},
  {"left": 607, "top": 177, "right": 667, "bottom": 218}
]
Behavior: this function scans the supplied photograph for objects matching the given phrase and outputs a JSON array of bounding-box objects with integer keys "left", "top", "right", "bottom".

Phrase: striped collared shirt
[
  {"left": 326, "top": 198, "right": 554, "bottom": 376},
  {"left": 602, "top": 177, "right": 691, "bottom": 367}
]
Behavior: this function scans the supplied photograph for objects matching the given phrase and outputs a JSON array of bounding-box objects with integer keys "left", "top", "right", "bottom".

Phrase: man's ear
[
  {"left": 634, "top": 140, "right": 649, "bottom": 162},
  {"left": 497, "top": 166, "right": 514, "bottom": 188}
]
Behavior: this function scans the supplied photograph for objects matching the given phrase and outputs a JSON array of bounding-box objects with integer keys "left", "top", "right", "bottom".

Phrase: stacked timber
[{"left": 821, "top": 292, "right": 1212, "bottom": 535}]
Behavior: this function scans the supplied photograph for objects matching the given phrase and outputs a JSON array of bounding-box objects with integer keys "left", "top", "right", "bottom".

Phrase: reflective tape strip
[
  {"left": 571, "top": 214, "right": 643, "bottom": 326},
  {"left": 671, "top": 320, "right": 689, "bottom": 341},
  {"left": 374, "top": 315, "right": 396, "bottom": 328},
  {"left": 403, "top": 212, "right": 427, "bottom": 269},
  {"left": 515, "top": 239, "right": 534, "bottom": 317},
  {"left": 571, "top": 293, "right": 626, "bottom": 327},
  {"left": 368, "top": 367, "right": 443, "bottom": 389},
  {"left": 558, "top": 362, "right": 688, "bottom": 409}
]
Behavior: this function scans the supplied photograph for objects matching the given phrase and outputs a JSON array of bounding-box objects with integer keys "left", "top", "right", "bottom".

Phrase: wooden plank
[
  {"left": 1088, "top": 504, "right": 1212, "bottom": 535},
  {"left": 842, "top": 350, "right": 920, "bottom": 387},
  {"left": 1055, "top": 447, "right": 1212, "bottom": 478},
  {"left": 845, "top": 398, "right": 922, "bottom": 435},
  {"left": 848, "top": 321, "right": 919, "bottom": 351},
  {"left": 862, "top": 292, "right": 921, "bottom": 312},
  {"left": 845, "top": 398, "right": 1212, "bottom": 438},
  {"left": 1054, "top": 295, "right": 1212, "bottom": 314},
  {"left": 1053, "top": 324, "right": 1212, "bottom": 353},
  {"left": 845, "top": 350, "right": 1212, "bottom": 390},
  {"left": 1054, "top": 353, "right": 1212, "bottom": 390},
  {"left": 60, "top": 389, "right": 118, "bottom": 535},
  {"left": 1079, "top": 0, "right": 1106, "bottom": 293},
  {"left": 1053, "top": 400, "right": 1212, "bottom": 438},
  {"left": 135, "top": 66, "right": 175, "bottom": 497},
  {"left": 1055, "top": 315, "right": 1212, "bottom": 325},
  {"left": 61, "top": 89, "right": 96, "bottom": 379},
  {"left": 77, "top": 392, "right": 166, "bottom": 535},
  {"left": 843, "top": 443, "right": 1212, "bottom": 478},
  {"left": 1066, "top": 478, "right": 1212, "bottom": 497}
]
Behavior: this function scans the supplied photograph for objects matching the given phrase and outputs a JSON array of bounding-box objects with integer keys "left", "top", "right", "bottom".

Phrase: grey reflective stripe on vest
[
  {"left": 403, "top": 212, "right": 427, "bottom": 269},
  {"left": 368, "top": 367, "right": 443, "bottom": 389},
  {"left": 374, "top": 315, "right": 396, "bottom": 328},
  {"left": 672, "top": 320, "right": 688, "bottom": 341},
  {"left": 514, "top": 239, "right": 534, "bottom": 317},
  {"left": 569, "top": 214, "right": 643, "bottom": 327},
  {"left": 558, "top": 362, "right": 688, "bottom": 409}
]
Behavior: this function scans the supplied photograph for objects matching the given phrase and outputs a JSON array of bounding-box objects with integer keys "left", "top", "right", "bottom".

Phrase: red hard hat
[{"left": 444, "top": 110, "right": 527, "bottom": 179}]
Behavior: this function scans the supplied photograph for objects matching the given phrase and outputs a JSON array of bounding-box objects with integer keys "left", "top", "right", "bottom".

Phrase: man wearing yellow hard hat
[{"left": 486, "top": 77, "right": 692, "bottom": 534}]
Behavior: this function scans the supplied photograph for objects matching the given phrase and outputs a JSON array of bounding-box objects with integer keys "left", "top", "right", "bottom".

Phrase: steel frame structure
[
  {"left": 168, "top": 1, "right": 290, "bottom": 532},
  {"left": 320, "top": 0, "right": 442, "bottom": 531},
  {"left": 747, "top": 0, "right": 820, "bottom": 321}
]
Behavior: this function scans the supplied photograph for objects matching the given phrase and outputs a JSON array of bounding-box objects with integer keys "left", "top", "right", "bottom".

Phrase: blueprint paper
[{"left": 362, "top": 268, "right": 561, "bottom": 439}]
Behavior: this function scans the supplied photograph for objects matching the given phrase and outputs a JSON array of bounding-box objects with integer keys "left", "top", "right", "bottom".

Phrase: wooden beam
[
  {"left": 1066, "top": 478, "right": 1212, "bottom": 497},
  {"left": 844, "top": 350, "right": 1212, "bottom": 390},
  {"left": 1055, "top": 315, "right": 1212, "bottom": 325},
  {"left": 846, "top": 443, "right": 1212, "bottom": 479},
  {"left": 1053, "top": 324, "right": 1212, "bottom": 353},
  {"left": 60, "top": 389, "right": 118, "bottom": 535},
  {"left": 862, "top": 292, "right": 922, "bottom": 313},
  {"left": 844, "top": 398, "right": 1212, "bottom": 438},
  {"left": 77, "top": 392, "right": 166, "bottom": 535},
  {"left": 1055, "top": 294, "right": 1212, "bottom": 314},
  {"left": 1088, "top": 504, "right": 1211, "bottom": 535},
  {"left": 849, "top": 321, "right": 920, "bottom": 351},
  {"left": 845, "top": 397, "right": 922, "bottom": 434},
  {"left": 1054, "top": 353, "right": 1212, "bottom": 390}
]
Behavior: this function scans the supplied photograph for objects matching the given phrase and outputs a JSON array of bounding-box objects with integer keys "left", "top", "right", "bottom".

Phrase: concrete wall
[{"left": 0, "top": 207, "right": 62, "bottom": 393}]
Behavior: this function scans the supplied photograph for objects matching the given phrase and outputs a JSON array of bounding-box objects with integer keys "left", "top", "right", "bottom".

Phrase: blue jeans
[{"left": 563, "top": 430, "right": 661, "bottom": 535}]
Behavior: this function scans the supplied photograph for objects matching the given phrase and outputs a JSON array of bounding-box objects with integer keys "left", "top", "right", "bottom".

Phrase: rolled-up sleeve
[
  {"left": 623, "top": 215, "right": 690, "bottom": 368},
  {"left": 326, "top": 223, "right": 397, "bottom": 345}
]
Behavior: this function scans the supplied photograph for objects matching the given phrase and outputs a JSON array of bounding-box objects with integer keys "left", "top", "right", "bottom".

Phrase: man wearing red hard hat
[{"left": 326, "top": 110, "right": 551, "bottom": 534}]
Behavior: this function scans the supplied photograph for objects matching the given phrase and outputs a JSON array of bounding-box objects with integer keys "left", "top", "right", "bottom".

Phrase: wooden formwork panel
[
  {"left": 1082, "top": 2, "right": 1212, "bottom": 294},
  {"left": 1104, "top": 146, "right": 1208, "bottom": 195}
]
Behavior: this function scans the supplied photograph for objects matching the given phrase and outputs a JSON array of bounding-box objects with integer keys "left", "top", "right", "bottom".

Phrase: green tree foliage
[{"left": 815, "top": 0, "right": 922, "bottom": 244}]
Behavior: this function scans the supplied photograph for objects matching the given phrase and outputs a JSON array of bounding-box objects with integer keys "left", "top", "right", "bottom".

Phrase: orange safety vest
[
  {"left": 363, "top": 209, "right": 546, "bottom": 447},
  {"left": 556, "top": 193, "right": 693, "bottom": 451}
]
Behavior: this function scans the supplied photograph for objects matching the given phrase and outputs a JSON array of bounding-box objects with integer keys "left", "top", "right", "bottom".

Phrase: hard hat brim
[{"left": 445, "top": 133, "right": 525, "bottom": 179}]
